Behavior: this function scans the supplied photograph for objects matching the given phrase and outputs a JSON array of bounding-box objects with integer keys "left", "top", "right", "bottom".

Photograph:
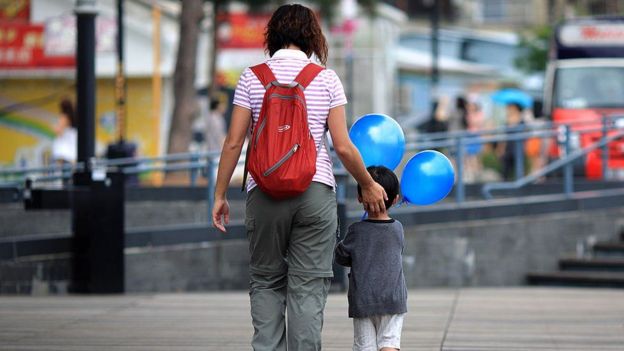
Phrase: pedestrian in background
[
  {"left": 190, "top": 96, "right": 227, "bottom": 155},
  {"left": 424, "top": 96, "right": 450, "bottom": 134},
  {"left": 463, "top": 98, "right": 485, "bottom": 182},
  {"left": 498, "top": 102, "right": 525, "bottom": 180},
  {"left": 52, "top": 97, "right": 77, "bottom": 165},
  {"left": 204, "top": 96, "right": 227, "bottom": 154}
]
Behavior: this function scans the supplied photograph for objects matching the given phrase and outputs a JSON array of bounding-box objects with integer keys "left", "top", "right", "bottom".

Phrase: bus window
[{"left": 555, "top": 66, "right": 624, "bottom": 109}]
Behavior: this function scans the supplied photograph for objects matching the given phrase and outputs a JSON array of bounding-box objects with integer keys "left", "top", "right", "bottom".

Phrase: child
[{"left": 335, "top": 165, "right": 407, "bottom": 351}]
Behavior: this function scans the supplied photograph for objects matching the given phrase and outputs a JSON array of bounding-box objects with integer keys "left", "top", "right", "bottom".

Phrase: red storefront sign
[
  {"left": 0, "top": 0, "right": 30, "bottom": 22},
  {"left": 0, "top": 22, "right": 74, "bottom": 68},
  {"left": 217, "top": 13, "right": 270, "bottom": 49},
  {"left": 560, "top": 23, "right": 624, "bottom": 46}
]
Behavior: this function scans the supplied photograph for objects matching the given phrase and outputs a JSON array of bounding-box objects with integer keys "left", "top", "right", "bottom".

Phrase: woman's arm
[
  {"left": 328, "top": 105, "right": 387, "bottom": 215},
  {"left": 212, "top": 105, "right": 252, "bottom": 232}
]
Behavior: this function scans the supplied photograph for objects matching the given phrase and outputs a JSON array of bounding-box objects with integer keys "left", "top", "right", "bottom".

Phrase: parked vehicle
[{"left": 543, "top": 17, "right": 624, "bottom": 178}]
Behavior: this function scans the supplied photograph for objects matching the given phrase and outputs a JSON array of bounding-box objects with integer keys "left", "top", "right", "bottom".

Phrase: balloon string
[{"left": 393, "top": 199, "right": 408, "bottom": 208}]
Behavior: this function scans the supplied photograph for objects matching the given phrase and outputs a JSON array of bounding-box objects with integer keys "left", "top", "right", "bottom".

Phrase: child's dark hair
[{"left": 357, "top": 165, "right": 400, "bottom": 211}]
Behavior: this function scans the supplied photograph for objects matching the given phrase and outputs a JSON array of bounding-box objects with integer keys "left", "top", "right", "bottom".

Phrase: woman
[
  {"left": 498, "top": 102, "right": 525, "bottom": 180},
  {"left": 52, "top": 98, "right": 77, "bottom": 165},
  {"left": 211, "top": 4, "right": 386, "bottom": 350}
]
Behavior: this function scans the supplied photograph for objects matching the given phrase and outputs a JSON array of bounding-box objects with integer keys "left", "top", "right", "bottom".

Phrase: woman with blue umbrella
[{"left": 491, "top": 88, "right": 533, "bottom": 110}]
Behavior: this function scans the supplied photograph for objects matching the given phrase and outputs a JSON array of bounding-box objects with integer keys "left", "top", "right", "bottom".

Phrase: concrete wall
[
  {"left": 3, "top": 195, "right": 624, "bottom": 294},
  {"left": 0, "top": 200, "right": 249, "bottom": 239},
  {"left": 401, "top": 208, "right": 623, "bottom": 287},
  {"left": 123, "top": 206, "right": 623, "bottom": 292},
  {"left": 0, "top": 254, "right": 71, "bottom": 294},
  {"left": 125, "top": 240, "right": 249, "bottom": 292}
]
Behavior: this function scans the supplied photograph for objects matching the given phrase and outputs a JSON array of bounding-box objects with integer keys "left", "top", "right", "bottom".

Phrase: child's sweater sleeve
[{"left": 334, "top": 225, "right": 355, "bottom": 267}]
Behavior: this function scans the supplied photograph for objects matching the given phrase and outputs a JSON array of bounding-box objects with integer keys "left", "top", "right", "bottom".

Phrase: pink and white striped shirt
[{"left": 233, "top": 49, "right": 347, "bottom": 192}]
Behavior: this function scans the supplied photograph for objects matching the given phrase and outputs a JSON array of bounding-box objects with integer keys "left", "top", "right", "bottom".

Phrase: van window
[{"left": 554, "top": 66, "right": 624, "bottom": 109}]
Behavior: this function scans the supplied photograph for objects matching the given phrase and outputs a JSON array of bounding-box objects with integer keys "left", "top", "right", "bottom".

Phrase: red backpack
[{"left": 243, "top": 62, "right": 324, "bottom": 199}]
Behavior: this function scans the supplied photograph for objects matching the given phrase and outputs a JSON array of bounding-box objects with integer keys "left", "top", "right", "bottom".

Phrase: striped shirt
[{"left": 233, "top": 49, "right": 348, "bottom": 192}]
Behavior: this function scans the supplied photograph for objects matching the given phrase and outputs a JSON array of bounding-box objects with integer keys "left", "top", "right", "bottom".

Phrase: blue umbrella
[{"left": 491, "top": 88, "right": 533, "bottom": 109}]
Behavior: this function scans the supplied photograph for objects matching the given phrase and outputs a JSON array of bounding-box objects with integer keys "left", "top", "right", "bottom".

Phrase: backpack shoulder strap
[
  {"left": 250, "top": 63, "right": 278, "bottom": 89},
  {"left": 294, "top": 63, "right": 324, "bottom": 89}
]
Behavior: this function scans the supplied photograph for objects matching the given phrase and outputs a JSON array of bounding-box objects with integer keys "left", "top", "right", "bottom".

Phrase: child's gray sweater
[{"left": 335, "top": 219, "right": 408, "bottom": 318}]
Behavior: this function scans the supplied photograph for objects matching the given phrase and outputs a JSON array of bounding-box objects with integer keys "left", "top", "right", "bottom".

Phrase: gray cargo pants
[{"left": 245, "top": 182, "right": 338, "bottom": 351}]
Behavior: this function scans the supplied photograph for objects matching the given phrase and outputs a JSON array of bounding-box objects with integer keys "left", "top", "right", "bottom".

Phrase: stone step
[
  {"left": 559, "top": 257, "right": 624, "bottom": 272},
  {"left": 527, "top": 271, "right": 624, "bottom": 288},
  {"left": 592, "top": 242, "right": 624, "bottom": 257}
]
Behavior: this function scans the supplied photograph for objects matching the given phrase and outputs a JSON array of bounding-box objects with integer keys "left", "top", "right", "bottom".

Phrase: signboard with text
[
  {"left": 0, "top": 0, "right": 29, "bottom": 22},
  {"left": 0, "top": 23, "right": 74, "bottom": 68},
  {"left": 44, "top": 15, "right": 116, "bottom": 56},
  {"left": 217, "top": 13, "right": 270, "bottom": 49},
  {"left": 560, "top": 23, "right": 624, "bottom": 46}
]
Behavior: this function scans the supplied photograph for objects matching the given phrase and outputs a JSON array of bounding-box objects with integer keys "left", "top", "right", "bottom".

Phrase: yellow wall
[
  {"left": 0, "top": 77, "right": 159, "bottom": 167},
  {"left": 94, "top": 77, "right": 158, "bottom": 158}
]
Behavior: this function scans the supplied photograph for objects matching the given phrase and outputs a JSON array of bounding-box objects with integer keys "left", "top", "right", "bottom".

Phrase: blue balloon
[
  {"left": 349, "top": 113, "right": 405, "bottom": 170},
  {"left": 401, "top": 150, "right": 455, "bottom": 205}
]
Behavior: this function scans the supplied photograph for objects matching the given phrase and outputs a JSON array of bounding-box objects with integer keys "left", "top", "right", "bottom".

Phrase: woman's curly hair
[{"left": 264, "top": 4, "right": 328, "bottom": 66}]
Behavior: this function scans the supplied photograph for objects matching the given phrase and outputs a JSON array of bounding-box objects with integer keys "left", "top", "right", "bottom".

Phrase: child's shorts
[{"left": 353, "top": 313, "right": 405, "bottom": 350}]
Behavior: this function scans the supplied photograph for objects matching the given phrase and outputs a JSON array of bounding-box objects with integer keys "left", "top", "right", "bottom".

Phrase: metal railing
[
  {"left": 2, "top": 114, "right": 624, "bottom": 210},
  {"left": 482, "top": 115, "right": 624, "bottom": 198}
]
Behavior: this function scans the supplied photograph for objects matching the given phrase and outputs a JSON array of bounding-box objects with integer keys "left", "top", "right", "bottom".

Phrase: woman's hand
[
  {"left": 359, "top": 181, "right": 387, "bottom": 215},
  {"left": 212, "top": 197, "right": 230, "bottom": 233},
  {"left": 211, "top": 105, "right": 251, "bottom": 233}
]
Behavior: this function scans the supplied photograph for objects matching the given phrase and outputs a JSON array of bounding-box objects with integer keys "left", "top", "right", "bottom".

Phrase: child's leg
[
  {"left": 376, "top": 314, "right": 405, "bottom": 351},
  {"left": 353, "top": 317, "right": 378, "bottom": 351}
]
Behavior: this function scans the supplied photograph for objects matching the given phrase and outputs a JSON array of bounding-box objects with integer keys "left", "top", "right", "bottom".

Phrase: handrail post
[
  {"left": 206, "top": 156, "right": 216, "bottom": 225},
  {"left": 563, "top": 124, "right": 573, "bottom": 196},
  {"left": 190, "top": 153, "right": 199, "bottom": 186},
  {"left": 601, "top": 114, "right": 609, "bottom": 179},
  {"left": 514, "top": 125, "right": 525, "bottom": 180},
  {"left": 455, "top": 136, "right": 465, "bottom": 203}
]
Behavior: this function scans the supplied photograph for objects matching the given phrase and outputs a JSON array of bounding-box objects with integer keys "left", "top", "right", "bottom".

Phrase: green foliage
[
  {"left": 481, "top": 150, "right": 502, "bottom": 173},
  {"left": 311, "top": 0, "right": 377, "bottom": 24},
  {"left": 514, "top": 26, "right": 552, "bottom": 73},
  {"left": 244, "top": 0, "right": 275, "bottom": 12},
  {"left": 312, "top": 0, "right": 336, "bottom": 23},
  {"left": 357, "top": 0, "right": 378, "bottom": 17}
]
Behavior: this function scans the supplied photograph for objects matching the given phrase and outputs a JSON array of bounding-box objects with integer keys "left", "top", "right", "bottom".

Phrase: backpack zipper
[
  {"left": 269, "top": 93, "right": 305, "bottom": 104},
  {"left": 264, "top": 144, "right": 299, "bottom": 176},
  {"left": 254, "top": 119, "right": 266, "bottom": 149}
]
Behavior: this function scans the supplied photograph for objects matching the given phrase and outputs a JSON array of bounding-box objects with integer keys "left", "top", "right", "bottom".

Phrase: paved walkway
[{"left": 1, "top": 288, "right": 623, "bottom": 350}]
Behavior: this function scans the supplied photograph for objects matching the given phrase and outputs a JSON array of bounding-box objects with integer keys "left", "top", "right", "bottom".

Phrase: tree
[
  {"left": 514, "top": 25, "right": 552, "bottom": 73},
  {"left": 167, "top": 0, "right": 204, "bottom": 156}
]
